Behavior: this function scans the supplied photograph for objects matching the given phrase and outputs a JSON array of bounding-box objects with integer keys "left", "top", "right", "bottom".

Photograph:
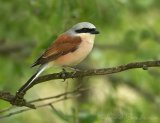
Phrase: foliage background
[{"left": 0, "top": 0, "right": 160, "bottom": 122}]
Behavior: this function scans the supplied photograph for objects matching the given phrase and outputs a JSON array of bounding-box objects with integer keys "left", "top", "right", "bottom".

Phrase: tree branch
[
  {"left": 34, "top": 60, "right": 160, "bottom": 84},
  {"left": 0, "top": 60, "right": 160, "bottom": 108},
  {"left": 0, "top": 95, "right": 80, "bottom": 119},
  {"left": 0, "top": 87, "right": 86, "bottom": 119}
]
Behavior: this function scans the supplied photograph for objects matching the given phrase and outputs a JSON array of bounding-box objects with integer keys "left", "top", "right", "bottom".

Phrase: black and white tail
[{"left": 17, "top": 64, "right": 48, "bottom": 94}]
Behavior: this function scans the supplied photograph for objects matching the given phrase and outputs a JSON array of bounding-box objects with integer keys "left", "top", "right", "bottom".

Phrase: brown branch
[
  {"left": 0, "top": 106, "right": 14, "bottom": 114},
  {"left": 0, "top": 60, "right": 159, "bottom": 119},
  {"left": 0, "top": 95, "right": 80, "bottom": 119},
  {"left": 29, "top": 87, "right": 87, "bottom": 103},
  {"left": 0, "top": 91, "right": 35, "bottom": 109},
  {"left": 34, "top": 60, "right": 160, "bottom": 84},
  {"left": 0, "top": 91, "right": 15, "bottom": 102},
  {"left": 0, "top": 87, "right": 87, "bottom": 115},
  {"left": 0, "top": 60, "right": 160, "bottom": 108}
]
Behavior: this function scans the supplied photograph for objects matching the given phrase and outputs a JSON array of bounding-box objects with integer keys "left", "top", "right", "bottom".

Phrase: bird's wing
[{"left": 31, "top": 34, "right": 82, "bottom": 67}]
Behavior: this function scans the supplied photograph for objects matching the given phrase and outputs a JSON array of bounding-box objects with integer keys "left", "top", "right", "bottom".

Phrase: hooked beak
[{"left": 91, "top": 30, "right": 100, "bottom": 34}]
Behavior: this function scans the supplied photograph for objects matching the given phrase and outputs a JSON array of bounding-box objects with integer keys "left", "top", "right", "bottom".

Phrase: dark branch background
[{"left": 0, "top": 0, "right": 160, "bottom": 123}]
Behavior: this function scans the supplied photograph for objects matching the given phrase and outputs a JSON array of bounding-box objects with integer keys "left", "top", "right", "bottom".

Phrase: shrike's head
[{"left": 66, "top": 22, "right": 100, "bottom": 37}]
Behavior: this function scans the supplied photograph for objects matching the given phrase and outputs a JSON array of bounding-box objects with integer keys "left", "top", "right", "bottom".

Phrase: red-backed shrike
[{"left": 17, "top": 22, "right": 99, "bottom": 94}]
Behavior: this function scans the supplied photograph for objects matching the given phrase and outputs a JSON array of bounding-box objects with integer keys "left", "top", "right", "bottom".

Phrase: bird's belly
[{"left": 53, "top": 41, "right": 94, "bottom": 66}]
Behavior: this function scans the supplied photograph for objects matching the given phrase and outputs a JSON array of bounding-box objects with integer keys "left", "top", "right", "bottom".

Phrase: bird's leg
[
  {"left": 63, "top": 66, "right": 82, "bottom": 79},
  {"left": 59, "top": 68, "right": 68, "bottom": 81},
  {"left": 63, "top": 65, "right": 81, "bottom": 72}
]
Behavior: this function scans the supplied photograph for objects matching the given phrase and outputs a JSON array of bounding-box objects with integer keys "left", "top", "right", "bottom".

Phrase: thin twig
[
  {"left": 0, "top": 106, "right": 14, "bottom": 114},
  {"left": 0, "top": 95, "right": 80, "bottom": 119},
  {"left": 0, "top": 87, "right": 87, "bottom": 115},
  {"left": 29, "top": 87, "right": 87, "bottom": 103}
]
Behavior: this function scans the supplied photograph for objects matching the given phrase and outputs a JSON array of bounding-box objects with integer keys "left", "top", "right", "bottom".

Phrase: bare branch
[
  {"left": 29, "top": 87, "right": 87, "bottom": 103},
  {"left": 0, "top": 91, "right": 36, "bottom": 109},
  {"left": 0, "top": 106, "right": 14, "bottom": 114},
  {"left": 0, "top": 87, "right": 87, "bottom": 117},
  {"left": 0, "top": 60, "right": 160, "bottom": 108},
  {"left": 0, "top": 91, "right": 15, "bottom": 102},
  {"left": 34, "top": 60, "right": 160, "bottom": 84},
  {"left": 0, "top": 95, "right": 79, "bottom": 119}
]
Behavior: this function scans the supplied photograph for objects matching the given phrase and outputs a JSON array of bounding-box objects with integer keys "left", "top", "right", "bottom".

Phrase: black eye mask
[{"left": 75, "top": 28, "right": 96, "bottom": 33}]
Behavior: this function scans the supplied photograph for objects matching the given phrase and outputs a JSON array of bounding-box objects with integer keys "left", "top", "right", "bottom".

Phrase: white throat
[{"left": 76, "top": 33, "right": 95, "bottom": 44}]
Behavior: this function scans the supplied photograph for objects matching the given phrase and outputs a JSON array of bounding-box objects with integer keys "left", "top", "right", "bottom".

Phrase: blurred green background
[{"left": 0, "top": 0, "right": 160, "bottom": 122}]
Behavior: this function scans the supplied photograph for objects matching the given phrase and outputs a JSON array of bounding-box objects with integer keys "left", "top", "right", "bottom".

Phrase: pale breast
[{"left": 54, "top": 34, "right": 95, "bottom": 66}]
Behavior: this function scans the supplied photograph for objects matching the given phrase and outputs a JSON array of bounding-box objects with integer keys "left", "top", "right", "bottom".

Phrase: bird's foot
[
  {"left": 65, "top": 66, "right": 82, "bottom": 79},
  {"left": 60, "top": 66, "right": 82, "bottom": 80},
  {"left": 63, "top": 66, "right": 81, "bottom": 72},
  {"left": 60, "top": 68, "right": 68, "bottom": 81}
]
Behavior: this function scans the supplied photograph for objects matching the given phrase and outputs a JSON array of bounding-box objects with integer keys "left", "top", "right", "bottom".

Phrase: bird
[{"left": 17, "top": 22, "right": 100, "bottom": 95}]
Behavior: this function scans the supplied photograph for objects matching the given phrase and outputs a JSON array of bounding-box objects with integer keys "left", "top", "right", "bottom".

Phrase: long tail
[{"left": 17, "top": 63, "right": 48, "bottom": 94}]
